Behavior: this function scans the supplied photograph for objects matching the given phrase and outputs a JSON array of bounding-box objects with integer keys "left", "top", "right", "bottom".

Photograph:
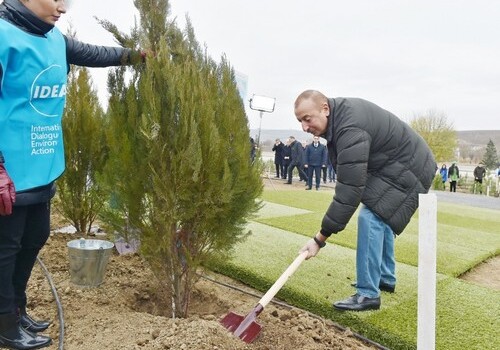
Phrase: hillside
[
  {"left": 457, "top": 130, "right": 500, "bottom": 147},
  {"left": 250, "top": 129, "right": 311, "bottom": 144},
  {"left": 252, "top": 129, "right": 500, "bottom": 149}
]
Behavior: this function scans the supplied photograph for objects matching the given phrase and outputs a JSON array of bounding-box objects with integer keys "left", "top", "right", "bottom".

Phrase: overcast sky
[{"left": 58, "top": 0, "right": 500, "bottom": 132}]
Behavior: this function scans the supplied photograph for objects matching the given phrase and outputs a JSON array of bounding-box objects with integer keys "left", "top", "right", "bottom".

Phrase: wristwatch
[{"left": 313, "top": 236, "right": 326, "bottom": 248}]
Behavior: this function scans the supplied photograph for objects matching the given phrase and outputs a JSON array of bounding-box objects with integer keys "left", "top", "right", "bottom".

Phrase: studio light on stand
[
  {"left": 249, "top": 94, "right": 276, "bottom": 190},
  {"left": 249, "top": 94, "right": 276, "bottom": 146}
]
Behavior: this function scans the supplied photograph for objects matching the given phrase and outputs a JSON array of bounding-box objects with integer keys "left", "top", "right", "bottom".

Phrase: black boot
[
  {"left": 18, "top": 308, "right": 50, "bottom": 333},
  {"left": 0, "top": 313, "right": 52, "bottom": 350}
]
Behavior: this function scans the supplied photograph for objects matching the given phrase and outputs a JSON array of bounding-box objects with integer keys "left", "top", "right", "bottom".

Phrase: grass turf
[
  {"left": 210, "top": 190, "right": 500, "bottom": 350},
  {"left": 258, "top": 190, "right": 500, "bottom": 277}
]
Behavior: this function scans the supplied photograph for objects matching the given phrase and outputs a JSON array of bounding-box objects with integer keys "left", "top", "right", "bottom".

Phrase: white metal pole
[
  {"left": 257, "top": 110, "right": 263, "bottom": 146},
  {"left": 417, "top": 193, "right": 437, "bottom": 350}
]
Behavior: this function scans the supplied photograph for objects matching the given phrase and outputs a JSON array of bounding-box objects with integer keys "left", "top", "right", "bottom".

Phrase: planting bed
[{"left": 30, "top": 232, "right": 380, "bottom": 350}]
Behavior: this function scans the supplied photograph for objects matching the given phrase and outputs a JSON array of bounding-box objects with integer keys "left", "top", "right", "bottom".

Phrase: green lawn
[
  {"left": 258, "top": 190, "right": 500, "bottom": 277},
  {"left": 210, "top": 189, "right": 500, "bottom": 350}
]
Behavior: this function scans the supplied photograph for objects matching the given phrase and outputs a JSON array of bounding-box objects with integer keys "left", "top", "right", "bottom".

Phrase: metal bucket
[{"left": 67, "top": 238, "right": 114, "bottom": 287}]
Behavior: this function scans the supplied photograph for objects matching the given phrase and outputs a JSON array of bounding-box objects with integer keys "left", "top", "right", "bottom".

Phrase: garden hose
[{"left": 37, "top": 256, "right": 65, "bottom": 350}]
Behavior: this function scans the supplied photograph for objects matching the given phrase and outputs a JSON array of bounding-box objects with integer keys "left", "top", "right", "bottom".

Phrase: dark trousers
[
  {"left": 274, "top": 163, "right": 285, "bottom": 178},
  {"left": 287, "top": 163, "right": 308, "bottom": 183},
  {"left": 328, "top": 165, "right": 336, "bottom": 182},
  {"left": 307, "top": 166, "right": 322, "bottom": 189},
  {"left": 450, "top": 181, "right": 457, "bottom": 192},
  {"left": 282, "top": 161, "right": 290, "bottom": 179},
  {"left": 0, "top": 202, "right": 51, "bottom": 314}
]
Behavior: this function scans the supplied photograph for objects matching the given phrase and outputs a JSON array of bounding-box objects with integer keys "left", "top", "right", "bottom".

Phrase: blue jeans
[{"left": 356, "top": 205, "right": 396, "bottom": 298}]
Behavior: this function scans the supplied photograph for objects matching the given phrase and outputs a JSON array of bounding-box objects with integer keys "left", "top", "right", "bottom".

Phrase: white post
[{"left": 417, "top": 193, "right": 437, "bottom": 350}]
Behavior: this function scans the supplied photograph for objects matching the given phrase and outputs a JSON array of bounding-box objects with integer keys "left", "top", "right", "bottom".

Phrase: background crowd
[
  {"left": 437, "top": 163, "right": 500, "bottom": 193},
  {"left": 271, "top": 136, "right": 335, "bottom": 190}
]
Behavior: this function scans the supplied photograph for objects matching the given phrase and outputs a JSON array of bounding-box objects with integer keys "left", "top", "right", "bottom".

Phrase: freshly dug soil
[{"left": 29, "top": 231, "right": 381, "bottom": 350}]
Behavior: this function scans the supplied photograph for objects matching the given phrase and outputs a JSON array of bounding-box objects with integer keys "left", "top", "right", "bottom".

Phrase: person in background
[
  {"left": 496, "top": 165, "right": 500, "bottom": 191},
  {"left": 304, "top": 136, "right": 327, "bottom": 190},
  {"left": 321, "top": 163, "right": 327, "bottom": 184},
  {"left": 299, "top": 141, "right": 308, "bottom": 183},
  {"left": 272, "top": 138, "right": 285, "bottom": 178},
  {"left": 448, "top": 163, "right": 459, "bottom": 192},
  {"left": 473, "top": 164, "right": 486, "bottom": 194},
  {"left": 282, "top": 139, "right": 292, "bottom": 179},
  {"left": 285, "top": 136, "right": 308, "bottom": 184},
  {"left": 320, "top": 138, "right": 327, "bottom": 184},
  {"left": 250, "top": 137, "right": 257, "bottom": 163},
  {"left": 294, "top": 90, "right": 435, "bottom": 311},
  {"left": 327, "top": 155, "right": 336, "bottom": 183},
  {"left": 0, "top": 0, "right": 146, "bottom": 348},
  {"left": 439, "top": 164, "right": 448, "bottom": 190}
]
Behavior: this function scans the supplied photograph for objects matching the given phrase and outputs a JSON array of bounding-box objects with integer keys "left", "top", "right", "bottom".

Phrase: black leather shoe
[
  {"left": 19, "top": 312, "right": 50, "bottom": 333},
  {"left": 350, "top": 281, "right": 395, "bottom": 293},
  {"left": 305, "top": 187, "right": 312, "bottom": 190},
  {"left": 284, "top": 182, "right": 292, "bottom": 184},
  {"left": 333, "top": 294, "right": 380, "bottom": 311},
  {"left": 0, "top": 313, "right": 52, "bottom": 349}
]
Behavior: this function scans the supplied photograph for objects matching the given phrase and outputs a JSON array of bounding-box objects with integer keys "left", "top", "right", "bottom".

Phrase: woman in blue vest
[{"left": 0, "top": 1, "right": 145, "bottom": 348}]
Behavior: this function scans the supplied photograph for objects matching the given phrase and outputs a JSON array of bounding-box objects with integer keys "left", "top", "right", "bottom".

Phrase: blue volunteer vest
[{"left": 0, "top": 19, "right": 66, "bottom": 192}]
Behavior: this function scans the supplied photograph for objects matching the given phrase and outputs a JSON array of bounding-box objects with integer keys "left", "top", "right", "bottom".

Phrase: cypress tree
[
  {"left": 101, "top": 0, "right": 263, "bottom": 317},
  {"left": 481, "top": 139, "right": 499, "bottom": 170},
  {"left": 56, "top": 67, "right": 107, "bottom": 233},
  {"left": 99, "top": 62, "right": 147, "bottom": 242}
]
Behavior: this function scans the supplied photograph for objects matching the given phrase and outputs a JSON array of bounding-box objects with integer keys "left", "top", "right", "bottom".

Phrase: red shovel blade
[
  {"left": 220, "top": 253, "right": 307, "bottom": 343},
  {"left": 220, "top": 304, "right": 263, "bottom": 343}
]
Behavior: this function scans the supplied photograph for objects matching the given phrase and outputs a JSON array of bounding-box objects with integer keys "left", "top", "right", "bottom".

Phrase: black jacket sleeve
[
  {"left": 321, "top": 127, "right": 371, "bottom": 235},
  {"left": 65, "top": 36, "right": 135, "bottom": 67}
]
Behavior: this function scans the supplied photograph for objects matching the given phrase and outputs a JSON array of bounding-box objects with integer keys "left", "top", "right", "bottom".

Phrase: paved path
[
  {"left": 265, "top": 175, "right": 500, "bottom": 210},
  {"left": 430, "top": 190, "right": 500, "bottom": 210}
]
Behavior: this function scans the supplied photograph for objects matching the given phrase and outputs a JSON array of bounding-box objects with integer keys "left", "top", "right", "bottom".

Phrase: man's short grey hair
[{"left": 294, "top": 90, "right": 328, "bottom": 108}]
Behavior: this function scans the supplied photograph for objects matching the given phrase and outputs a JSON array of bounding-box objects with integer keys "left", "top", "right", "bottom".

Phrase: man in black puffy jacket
[
  {"left": 296, "top": 90, "right": 435, "bottom": 311},
  {"left": 0, "top": 1, "right": 145, "bottom": 348}
]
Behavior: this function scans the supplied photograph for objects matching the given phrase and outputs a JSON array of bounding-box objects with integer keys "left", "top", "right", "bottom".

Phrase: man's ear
[{"left": 321, "top": 102, "right": 329, "bottom": 116}]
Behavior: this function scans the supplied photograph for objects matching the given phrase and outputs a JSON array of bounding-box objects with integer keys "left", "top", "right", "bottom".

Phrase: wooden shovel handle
[{"left": 258, "top": 251, "right": 308, "bottom": 308}]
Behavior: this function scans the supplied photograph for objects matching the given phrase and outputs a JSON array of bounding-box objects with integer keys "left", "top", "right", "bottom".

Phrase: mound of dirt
[{"left": 29, "top": 232, "right": 381, "bottom": 350}]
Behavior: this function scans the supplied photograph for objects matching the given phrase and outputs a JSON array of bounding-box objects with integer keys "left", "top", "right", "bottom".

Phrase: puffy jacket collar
[{"left": 1, "top": 0, "right": 54, "bottom": 36}]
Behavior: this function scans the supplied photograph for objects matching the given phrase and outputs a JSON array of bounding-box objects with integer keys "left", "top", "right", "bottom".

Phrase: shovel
[{"left": 220, "top": 251, "right": 308, "bottom": 343}]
